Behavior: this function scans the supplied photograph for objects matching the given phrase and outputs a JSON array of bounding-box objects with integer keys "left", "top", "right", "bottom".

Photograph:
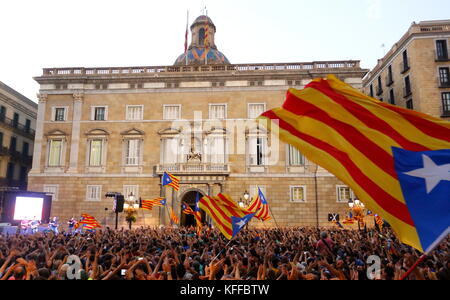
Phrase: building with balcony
[
  {"left": 29, "top": 15, "right": 368, "bottom": 227},
  {"left": 363, "top": 20, "right": 450, "bottom": 118},
  {"left": 0, "top": 81, "right": 37, "bottom": 190}
]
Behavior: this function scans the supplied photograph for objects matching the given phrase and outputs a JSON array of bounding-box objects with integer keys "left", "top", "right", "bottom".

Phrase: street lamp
[
  {"left": 124, "top": 193, "right": 138, "bottom": 230},
  {"left": 348, "top": 197, "right": 366, "bottom": 231}
]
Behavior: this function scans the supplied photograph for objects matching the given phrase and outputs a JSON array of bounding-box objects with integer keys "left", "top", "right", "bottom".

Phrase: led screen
[{"left": 13, "top": 197, "right": 44, "bottom": 221}]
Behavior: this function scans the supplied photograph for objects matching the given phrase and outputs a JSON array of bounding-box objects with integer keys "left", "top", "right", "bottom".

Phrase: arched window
[{"left": 199, "top": 28, "right": 205, "bottom": 45}]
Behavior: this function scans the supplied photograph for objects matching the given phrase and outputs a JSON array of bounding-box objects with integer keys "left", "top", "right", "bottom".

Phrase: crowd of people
[{"left": 0, "top": 226, "right": 448, "bottom": 280}]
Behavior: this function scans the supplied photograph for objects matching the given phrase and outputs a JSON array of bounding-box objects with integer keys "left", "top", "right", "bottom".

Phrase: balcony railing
[
  {"left": 8, "top": 150, "right": 33, "bottom": 165},
  {"left": 376, "top": 86, "right": 383, "bottom": 96},
  {"left": 403, "top": 86, "right": 412, "bottom": 98},
  {"left": 400, "top": 59, "right": 410, "bottom": 74},
  {"left": 0, "top": 115, "right": 35, "bottom": 137},
  {"left": 436, "top": 51, "right": 450, "bottom": 62},
  {"left": 40, "top": 61, "right": 363, "bottom": 77},
  {"left": 439, "top": 81, "right": 450, "bottom": 88},
  {"left": 156, "top": 163, "right": 230, "bottom": 175},
  {"left": 385, "top": 75, "right": 394, "bottom": 87}
]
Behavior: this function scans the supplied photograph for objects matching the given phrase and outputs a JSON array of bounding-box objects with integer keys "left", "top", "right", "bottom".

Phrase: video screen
[{"left": 13, "top": 197, "right": 44, "bottom": 221}]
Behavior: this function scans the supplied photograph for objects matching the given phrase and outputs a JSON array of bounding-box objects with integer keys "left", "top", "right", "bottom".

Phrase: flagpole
[
  {"left": 185, "top": 10, "right": 189, "bottom": 66},
  {"left": 212, "top": 239, "right": 233, "bottom": 261},
  {"left": 205, "top": 9, "right": 208, "bottom": 65},
  {"left": 400, "top": 254, "right": 427, "bottom": 280}
]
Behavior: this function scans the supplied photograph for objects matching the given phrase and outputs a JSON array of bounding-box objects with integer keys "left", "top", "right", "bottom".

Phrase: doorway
[{"left": 180, "top": 190, "right": 206, "bottom": 227}]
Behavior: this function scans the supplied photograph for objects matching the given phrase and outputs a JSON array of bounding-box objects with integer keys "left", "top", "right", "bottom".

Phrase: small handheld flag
[
  {"left": 162, "top": 172, "right": 180, "bottom": 191},
  {"left": 182, "top": 202, "right": 195, "bottom": 215},
  {"left": 141, "top": 198, "right": 166, "bottom": 209},
  {"left": 170, "top": 207, "right": 180, "bottom": 225},
  {"left": 248, "top": 188, "right": 271, "bottom": 222}
]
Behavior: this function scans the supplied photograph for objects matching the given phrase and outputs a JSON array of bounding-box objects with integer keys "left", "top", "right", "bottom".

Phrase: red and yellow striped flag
[
  {"left": 170, "top": 207, "right": 179, "bottom": 225},
  {"left": 199, "top": 194, "right": 254, "bottom": 240},
  {"left": 259, "top": 75, "right": 450, "bottom": 253},
  {"left": 79, "top": 214, "right": 101, "bottom": 229}
]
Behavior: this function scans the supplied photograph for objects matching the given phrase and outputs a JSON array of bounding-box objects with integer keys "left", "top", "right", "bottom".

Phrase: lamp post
[
  {"left": 238, "top": 191, "right": 251, "bottom": 229},
  {"left": 348, "top": 197, "right": 366, "bottom": 231},
  {"left": 124, "top": 193, "right": 139, "bottom": 230}
]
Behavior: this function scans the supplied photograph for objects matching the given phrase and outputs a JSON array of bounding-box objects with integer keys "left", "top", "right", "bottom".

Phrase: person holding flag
[{"left": 194, "top": 192, "right": 203, "bottom": 236}]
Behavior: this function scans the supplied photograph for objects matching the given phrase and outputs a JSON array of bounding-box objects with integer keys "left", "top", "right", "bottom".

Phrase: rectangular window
[
  {"left": 44, "top": 185, "right": 59, "bottom": 202},
  {"left": 86, "top": 185, "right": 102, "bottom": 202},
  {"left": 288, "top": 145, "right": 305, "bottom": 166},
  {"left": 207, "top": 137, "right": 226, "bottom": 164},
  {"left": 89, "top": 140, "right": 103, "bottom": 166},
  {"left": 92, "top": 107, "right": 107, "bottom": 121},
  {"left": 163, "top": 105, "right": 181, "bottom": 120},
  {"left": 442, "top": 92, "right": 450, "bottom": 115},
  {"left": 0, "top": 106, "right": 6, "bottom": 121},
  {"left": 387, "top": 65, "right": 393, "bottom": 85},
  {"left": 0, "top": 132, "right": 3, "bottom": 148},
  {"left": 10, "top": 137, "right": 17, "bottom": 152},
  {"left": 248, "top": 104, "right": 266, "bottom": 119},
  {"left": 209, "top": 104, "right": 227, "bottom": 120},
  {"left": 162, "top": 138, "right": 179, "bottom": 164},
  {"left": 402, "top": 50, "right": 409, "bottom": 72},
  {"left": 48, "top": 139, "right": 63, "bottom": 167},
  {"left": 436, "top": 40, "right": 449, "bottom": 60},
  {"left": 6, "top": 163, "right": 15, "bottom": 180},
  {"left": 123, "top": 185, "right": 139, "bottom": 199},
  {"left": 127, "top": 105, "right": 144, "bottom": 121},
  {"left": 13, "top": 113, "right": 19, "bottom": 128},
  {"left": 337, "top": 186, "right": 352, "bottom": 203},
  {"left": 126, "top": 139, "right": 141, "bottom": 165},
  {"left": 439, "top": 67, "right": 450, "bottom": 86},
  {"left": 369, "top": 84, "right": 374, "bottom": 97},
  {"left": 22, "top": 142, "right": 29, "bottom": 156},
  {"left": 389, "top": 89, "right": 396, "bottom": 105},
  {"left": 406, "top": 99, "right": 414, "bottom": 110},
  {"left": 19, "top": 167, "right": 27, "bottom": 182},
  {"left": 404, "top": 76, "right": 412, "bottom": 96},
  {"left": 54, "top": 107, "right": 66, "bottom": 121},
  {"left": 290, "top": 186, "right": 306, "bottom": 203},
  {"left": 249, "top": 137, "right": 267, "bottom": 166},
  {"left": 25, "top": 119, "right": 31, "bottom": 133}
]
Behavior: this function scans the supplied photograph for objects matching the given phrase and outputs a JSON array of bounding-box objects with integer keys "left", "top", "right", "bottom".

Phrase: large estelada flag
[
  {"left": 248, "top": 188, "right": 271, "bottom": 222},
  {"left": 259, "top": 75, "right": 450, "bottom": 253},
  {"left": 199, "top": 194, "right": 255, "bottom": 240},
  {"left": 141, "top": 198, "right": 166, "bottom": 210}
]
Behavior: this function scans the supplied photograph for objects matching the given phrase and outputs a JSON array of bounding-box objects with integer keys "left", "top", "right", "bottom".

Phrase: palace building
[{"left": 29, "top": 15, "right": 368, "bottom": 227}]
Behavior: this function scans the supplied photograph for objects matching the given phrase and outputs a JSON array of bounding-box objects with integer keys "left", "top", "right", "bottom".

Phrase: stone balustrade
[
  {"left": 156, "top": 163, "right": 231, "bottom": 175},
  {"left": 40, "top": 61, "right": 361, "bottom": 77}
]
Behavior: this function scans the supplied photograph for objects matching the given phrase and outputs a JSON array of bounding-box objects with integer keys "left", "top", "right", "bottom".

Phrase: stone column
[
  {"left": 67, "top": 93, "right": 83, "bottom": 173},
  {"left": 29, "top": 94, "right": 47, "bottom": 174}
]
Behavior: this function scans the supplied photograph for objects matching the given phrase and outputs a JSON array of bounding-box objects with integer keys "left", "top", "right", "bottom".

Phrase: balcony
[
  {"left": 435, "top": 51, "right": 450, "bottom": 62},
  {"left": 375, "top": 86, "right": 383, "bottom": 96},
  {"left": 400, "top": 59, "right": 410, "bottom": 74},
  {"left": 156, "top": 163, "right": 231, "bottom": 175},
  {"left": 0, "top": 116, "right": 35, "bottom": 139},
  {"left": 385, "top": 75, "right": 394, "bottom": 87},
  {"left": 439, "top": 81, "right": 450, "bottom": 88},
  {"left": 8, "top": 150, "right": 33, "bottom": 165},
  {"left": 403, "top": 87, "right": 412, "bottom": 98}
]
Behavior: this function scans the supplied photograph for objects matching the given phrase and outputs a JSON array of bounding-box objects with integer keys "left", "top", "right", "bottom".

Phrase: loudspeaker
[{"left": 113, "top": 195, "right": 125, "bottom": 213}]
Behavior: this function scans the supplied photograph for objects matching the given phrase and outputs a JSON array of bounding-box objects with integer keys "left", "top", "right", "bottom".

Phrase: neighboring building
[
  {"left": 0, "top": 81, "right": 37, "bottom": 190},
  {"left": 29, "top": 15, "right": 368, "bottom": 227},
  {"left": 363, "top": 20, "right": 450, "bottom": 119}
]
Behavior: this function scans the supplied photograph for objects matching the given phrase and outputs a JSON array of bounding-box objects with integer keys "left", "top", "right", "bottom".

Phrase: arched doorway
[{"left": 180, "top": 190, "right": 206, "bottom": 227}]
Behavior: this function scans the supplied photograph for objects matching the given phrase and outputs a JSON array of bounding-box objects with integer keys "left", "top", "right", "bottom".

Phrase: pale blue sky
[{"left": 1, "top": 0, "right": 449, "bottom": 100}]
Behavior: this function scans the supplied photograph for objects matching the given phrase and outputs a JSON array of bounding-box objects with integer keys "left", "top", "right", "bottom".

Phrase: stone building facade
[
  {"left": 0, "top": 81, "right": 37, "bottom": 190},
  {"left": 29, "top": 16, "right": 368, "bottom": 227},
  {"left": 363, "top": 20, "right": 450, "bottom": 119}
]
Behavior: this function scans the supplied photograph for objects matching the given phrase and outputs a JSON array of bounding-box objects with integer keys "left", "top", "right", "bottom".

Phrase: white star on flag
[
  {"left": 235, "top": 220, "right": 247, "bottom": 229},
  {"left": 404, "top": 154, "right": 450, "bottom": 194}
]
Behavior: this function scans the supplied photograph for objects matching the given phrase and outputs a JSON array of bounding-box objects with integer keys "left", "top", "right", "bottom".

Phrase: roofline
[{"left": 0, "top": 81, "right": 38, "bottom": 108}]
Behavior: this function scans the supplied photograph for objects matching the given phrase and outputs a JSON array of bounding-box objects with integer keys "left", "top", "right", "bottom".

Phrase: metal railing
[{"left": 0, "top": 115, "right": 35, "bottom": 137}]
